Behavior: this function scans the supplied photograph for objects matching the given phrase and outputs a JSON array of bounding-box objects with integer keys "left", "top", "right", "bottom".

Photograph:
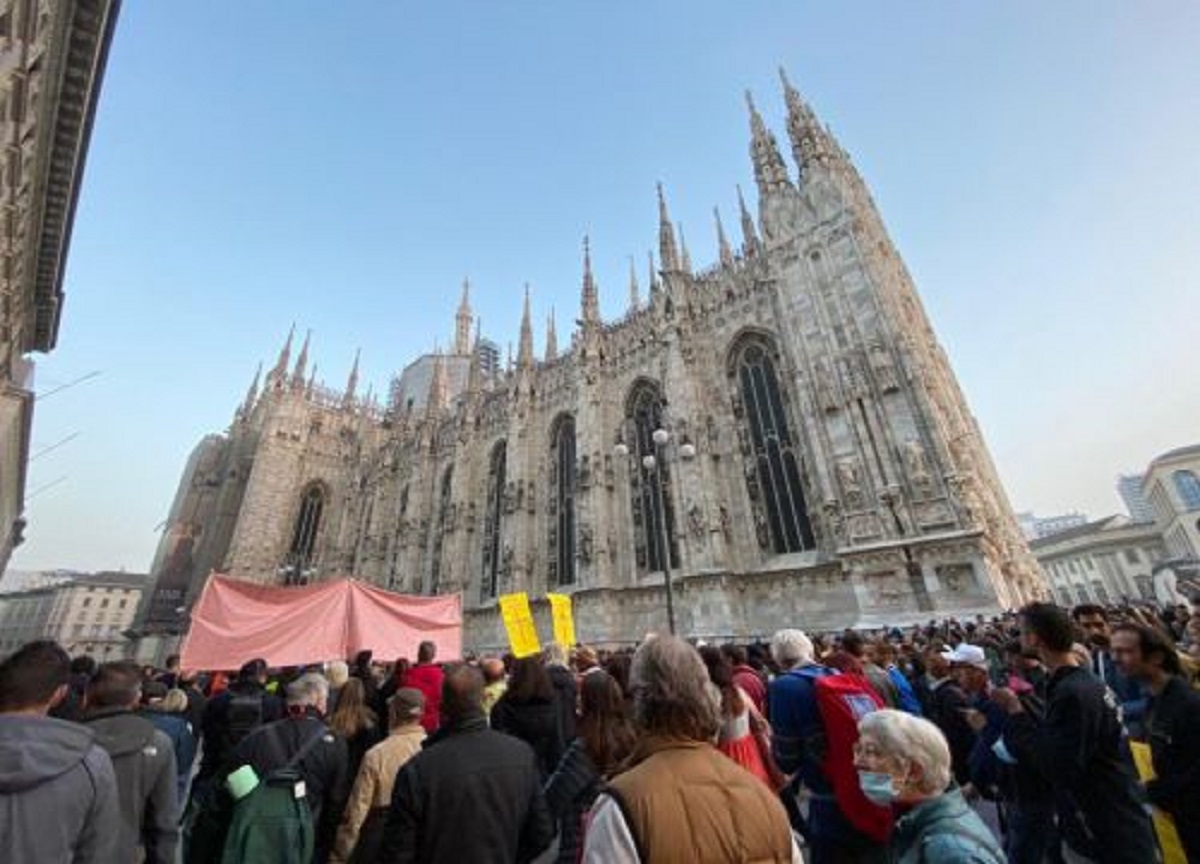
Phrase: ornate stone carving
[
  {"left": 577, "top": 455, "right": 592, "bottom": 490},
  {"left": 718, "top": 505, "right": 732, "bottom": 543},
  {"left": 836, "top": 457, "right": 865, "bottom": 507},
  {"left": 526, "top": 479, "right": 536, "bottom": 514},
  {"left": 868, "top": 340, "right": 900, "bottom": 393},
  {"left": 687, "top": 501, "right": 705, "bottom": 541},
  {"left": 502, "top": 481, "right": 516, "bottom": 514},
  {"left": 603, "top": 454, "right": 615, "bottom": 489},
  {"left": 579, "top": 523, "right": 594, "bottom": 565},
  {"left": 813, "top": 359, "right": 841, "bottom": 413},
  {"left": 902, "top": 438, "right": 932, "bottom": 488}
]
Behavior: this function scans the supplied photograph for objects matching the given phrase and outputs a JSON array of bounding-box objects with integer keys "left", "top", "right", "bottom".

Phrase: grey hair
[
  {"left": 858, "top": 709, "right": 952, "bottom": 796},
  {"left": 770, "top": 629, "right": 815, "bottom": 668},
  {"left": 326, "top": 660, "right": 349, "bottom": 688},
  {"left": 629, "top": 635, "right": 719, "bottom": 741},
  {"left": 543, "top": 642, "right": 568, "bottom": 667},
  {"left": 287, "top": 672, "right": 330, "bottom": 707}
]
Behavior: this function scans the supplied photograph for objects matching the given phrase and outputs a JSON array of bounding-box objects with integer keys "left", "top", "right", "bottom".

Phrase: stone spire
[
  {"left": 344, "top": 349, "right": 361, "bottom": 404},
  {"left": 677, "top": 223, "right": 692, "bottom": 272},
  {"left": 714, "top": 207, "right": 734, "bottom": 267},
  {"left": 779, "top": 67, "right": 835, "bottom": 178},
  {"left": 426, "top": 350, "right": 448, "bottom": 417},
  {"left": 736, "top": 184, "right": 759, "bottom": 254},
  {"left": 580, "top": 236, "right": 600, "bottom": 326},
  {"left": 545, "top": 308, "right": 558, "bottom": 361},
  {"left": 242, "top": 362, "right": 262, "bottom": 414},
  {"left": 455, "top": 278, "right": 472, "bottom": 355},
  {"left": 647, "top": 250, "right": 660, "bottom": 300},
  {"left": 656, "top": 183, "right": 681, "bottom": 272},
  {"left": 517, "top": 284, "right": 535, "bottom": 369},
  {"left": 291, "top": 329, "right": 311, "bottom": 389},
  {"left": 466, "top": 321, "right": 484, "bottom": 395},
  {"left": 306, "top": 363, "right": 318, "bottom": 397},
  {"left": 745, "top": 90, "right": 791, "bottom": 195},
  {"left": 628, "top": 256, "right": 641, "bottom": 311},
  {"left": 269, "top": 324, "right": 294, "bottom": 385}
]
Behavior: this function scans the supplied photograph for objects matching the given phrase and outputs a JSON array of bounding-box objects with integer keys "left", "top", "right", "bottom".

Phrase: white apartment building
[
  {"left": 1142, "top": 445, "right": 1200, "bottom": 563},
  {"left": 1031, "top": 515, "right": 1167, "bottom": 607},
  {"left": 0, "top": 571, "right": 147, "bottom": 659}
]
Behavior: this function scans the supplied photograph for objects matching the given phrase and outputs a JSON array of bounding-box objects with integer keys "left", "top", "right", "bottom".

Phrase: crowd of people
[{"left": 1, "top": 595, "right": 1198, "bottom": 863}]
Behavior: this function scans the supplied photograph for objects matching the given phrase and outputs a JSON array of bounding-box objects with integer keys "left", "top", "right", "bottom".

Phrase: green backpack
[{"left": 219, "top": 724, "right": 328, "bottom": 864}]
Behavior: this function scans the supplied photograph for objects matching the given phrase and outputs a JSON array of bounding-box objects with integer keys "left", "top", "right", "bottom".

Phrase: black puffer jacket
[{"left": 379, "top": 716, "right": 555, "bottom": 864}]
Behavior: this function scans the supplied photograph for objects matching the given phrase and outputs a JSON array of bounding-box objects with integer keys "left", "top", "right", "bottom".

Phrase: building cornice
[{"left": 26, "top": 0, "right": 121, "bottom": 352}]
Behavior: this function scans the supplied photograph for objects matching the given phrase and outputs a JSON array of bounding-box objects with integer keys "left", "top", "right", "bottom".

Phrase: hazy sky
[{"left": 12, "top": 2, "right": 1200, "bottom": 573}]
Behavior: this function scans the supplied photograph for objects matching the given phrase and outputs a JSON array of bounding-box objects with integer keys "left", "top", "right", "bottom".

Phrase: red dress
[{"left": 715, "top": 693, "right": 771, "bottom": 786}]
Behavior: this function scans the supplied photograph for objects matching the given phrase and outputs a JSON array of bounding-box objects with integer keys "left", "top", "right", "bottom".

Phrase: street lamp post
[{"left": 616, "top": 427, "right": 695, "bottom": 636}]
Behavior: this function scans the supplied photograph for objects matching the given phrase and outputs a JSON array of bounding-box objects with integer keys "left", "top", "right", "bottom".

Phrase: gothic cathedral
[{"left": 145, "top": 74, "right": 1045, "bottom": 648}]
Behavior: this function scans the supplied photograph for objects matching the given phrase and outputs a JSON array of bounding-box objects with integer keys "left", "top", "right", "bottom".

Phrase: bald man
[
  {"left": 480, "top": 658, "right": 507, "bottom": 716},
  {"left": 378, "top": 664, "right": 553, "bottom": 863}
]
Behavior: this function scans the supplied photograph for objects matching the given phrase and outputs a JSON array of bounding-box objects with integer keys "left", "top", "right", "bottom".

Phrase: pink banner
[{"left": 179, "top": 574, "right": 462, "bottom": 671}]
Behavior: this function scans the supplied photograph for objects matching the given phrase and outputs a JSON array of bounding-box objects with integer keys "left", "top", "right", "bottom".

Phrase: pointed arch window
[
  {"left": 285, "top": 483, "right": 325, "bottom": 583},
  {"left": 730, "top": 334, "right": 815, "bottom": 553},
  {"left": 549, "top": 415, "right": 577, "bottom": 586},
  {"left": 626, "top": 381, "right": 679, "bottom": 573},
  {"left": 1173, "top": 470, "right": 1200, "bottom": 511},
  {"left": 481, "top": 441, "right": 507, "bottom": 600},
  {"left": 430, "top": 467, "right": 453, "bottom": 594}
]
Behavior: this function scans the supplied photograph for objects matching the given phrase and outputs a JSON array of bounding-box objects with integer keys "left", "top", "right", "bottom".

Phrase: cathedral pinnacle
[
  {"left": 779, "top": 67, "right": 834, "bottom": 177},
  {"left": 647, "top": 250, "right": 660, "bottom": 300},
  {"left": 426, "top": 350, "right": 448, "bottom": 417},
  {"left": 455, "top": 278, "right": 473, "bottom": 355},
  {"left": 545, "top": 307, "right": 558, "bottom": 362},
  {"left": 344, "top": 348, "right": 361, "bottom": 404},
  {"left": 242, "top": 362, "right": 262, "bottom": 415},
  {"left": 291, "top": 329, "right": 312, "bottom": 389},
  {"left": 580, "top": 236, "right": 601, "bottom": 325},
  {"left": 466, "top": 321, "right": 484, "bottom": 395},
  {"left": 656, "top": 183, "right": 681, "bottom": 272},
  {"left": 628, "top": 256, "right": 641, "bottom": 312},
  {"left": 517, "top": 283, "right": 535, "bottom": 369},
  {"left": 714, "top": 207, "right": 734, "bottom": 267},
  {"left": 736, "top": 184, "right": 759, "bottom": 255},
  {"left": 269, "top": 324, "right": 295, "bottom": 385},
  {"left": 745, "top": 90, "right": 792, "bottom": 195},
  {"left": 677, "top": 223, "right": 692, "bottom": 272}
]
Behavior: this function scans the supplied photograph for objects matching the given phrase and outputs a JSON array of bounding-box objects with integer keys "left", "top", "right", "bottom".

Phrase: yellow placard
[
  {"left": 547, "top": 593, "right": 577, "bottom": 647},
  {"left": 1129, "top": 740, "right": 1186, "bottom": 864},
  {"left": 498, "top": 592, "right": 541, "bottom": 658}
]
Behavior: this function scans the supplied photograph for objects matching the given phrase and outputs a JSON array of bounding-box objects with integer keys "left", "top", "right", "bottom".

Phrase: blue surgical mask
[{"left": 858, "top": 770, "right": 898, "bottom": 806}]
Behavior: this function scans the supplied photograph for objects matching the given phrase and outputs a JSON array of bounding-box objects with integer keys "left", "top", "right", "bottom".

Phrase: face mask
[{"left": 858, "top": 770, "right": 898, "bottom": 806}]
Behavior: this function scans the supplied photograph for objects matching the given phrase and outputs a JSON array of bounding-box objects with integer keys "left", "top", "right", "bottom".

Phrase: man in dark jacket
[
  {"left": 196, "top": 657, "right": 284, "bottom": 785},
  {"left": 0, "top": 640, "right": 119, "bottom": 863},
  {"left": 1112, "top": 621, "right": 1200, "bottom": 861},
  {"left": 544, "top": 641, "right": 578, "bottom": 741},
  {"left": 379, "top": 663, "right": 555, "bottom": 863},
  {"left": 925, "top": 647, "right": 976, "bottom": 787},
  {"left": 993, "top": 603, "right": 1156, "bottom": 864},
  {"left": 83, "top": 660, "right": 179, "bottom": 864},
  {"left": 231, "top": 671, "right": 350, "bottom": 863}
]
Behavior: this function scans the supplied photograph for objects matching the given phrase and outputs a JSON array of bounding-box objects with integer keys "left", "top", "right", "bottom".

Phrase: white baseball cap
[{"left": 946, "top": 644, "right": 989, "bottom": 671}]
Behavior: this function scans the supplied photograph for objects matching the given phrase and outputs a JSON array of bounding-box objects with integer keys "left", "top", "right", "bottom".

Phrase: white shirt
[{"left": 581, "top": 793, "right": 806, "bottom": 863}]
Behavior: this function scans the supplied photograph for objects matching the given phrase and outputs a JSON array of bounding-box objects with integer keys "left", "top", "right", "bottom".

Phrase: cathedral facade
[{"left": 145, "top": 74, "right": 1045, "bottom": 650}]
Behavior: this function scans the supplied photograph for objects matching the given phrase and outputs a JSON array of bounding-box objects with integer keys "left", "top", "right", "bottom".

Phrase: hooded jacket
[
  {"left": 0, "top": 713, "right": 120, "bottom": 863},
  {"left": 83, "top": 707, "right": 180, "bottom": 864}
]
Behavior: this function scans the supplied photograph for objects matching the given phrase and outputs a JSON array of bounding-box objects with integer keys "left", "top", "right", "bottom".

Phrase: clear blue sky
[{"left": 13, "top": 2, "right": 1200, "bottom": 572}]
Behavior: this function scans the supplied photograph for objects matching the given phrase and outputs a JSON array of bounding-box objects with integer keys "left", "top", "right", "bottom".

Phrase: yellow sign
[
  {"left": 498, "top": 592, "right": 541, "bottom": 658},
  {"left": 547, "top": 593, "right": 577, "bottom": 647},
  {"left": 1129, "top": 740, "right": 1186, "bottom": 864}
]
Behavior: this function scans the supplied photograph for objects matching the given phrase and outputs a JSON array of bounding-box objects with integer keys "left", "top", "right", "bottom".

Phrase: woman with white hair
[{"left": 853, "top": 709, "right": 1004, "bottom": 863}]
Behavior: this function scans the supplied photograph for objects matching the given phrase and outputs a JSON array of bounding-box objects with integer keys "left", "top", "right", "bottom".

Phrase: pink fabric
[{"left": 180, "top": 574, "right": 461, "bottom": 671}]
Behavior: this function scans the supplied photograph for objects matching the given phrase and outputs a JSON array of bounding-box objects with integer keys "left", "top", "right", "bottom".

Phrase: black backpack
[{"left": 227, "top": 691, "right": 265, "bottom": 745}]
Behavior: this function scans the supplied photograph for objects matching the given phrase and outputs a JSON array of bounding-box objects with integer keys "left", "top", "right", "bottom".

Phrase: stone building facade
[
  {"left": 147, "top": 74, "right": 1045, "bottom": 649},
  {"left": 0, "top": 0, "right": 121, "bottom": 575},
  {"left": 1031, "top": 515, "right": 1166, "bottom": 607},
  {"left": 0, "top": 569, "right": 145, "bottom": 659}
]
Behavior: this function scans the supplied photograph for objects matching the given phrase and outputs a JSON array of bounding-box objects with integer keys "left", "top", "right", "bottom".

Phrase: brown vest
[{"left": 608, "top": 737, "right": 794, "bottom": 864}]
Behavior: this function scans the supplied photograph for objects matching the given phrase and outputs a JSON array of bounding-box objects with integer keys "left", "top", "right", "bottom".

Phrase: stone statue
[
  {"left": 502, "top": 481, "right": 516, "bottom": 514},
  {"left": 526, "top": 479, "right": 536, "bottom": 514},
  {"left": 869, "top": 340, "right": 900, "bottom": 392},
  {"left": 902, "top": 438, "right": 931, "bottom": 486},
  {"left": 687, "top": 501, "right": 705, "bottom": 541},
  {"left": 718, "top": 506, "right": 732, "bottom": 543},
  {"left": 753, "top": 509, "right": 770, "bottom": 549},
  {"left": 836, "top": 457, "right": 863, "bottom": 499},
  {"left": 706, "top": 415, "right": 720, "bottom": 450},
  {"left": 814, "top": 359, "right": 840, "bottom": 413},
  {"left": 579, "top": 523, "right": 594, "bottom": 564},
  {"left": 577, "top": 455, "right": 592, "bottom": 490}
]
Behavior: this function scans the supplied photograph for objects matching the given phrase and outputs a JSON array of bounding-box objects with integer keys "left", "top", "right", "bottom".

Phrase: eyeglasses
[{"left": 853, "top": 741, "right": 885, "bottom": 761}]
